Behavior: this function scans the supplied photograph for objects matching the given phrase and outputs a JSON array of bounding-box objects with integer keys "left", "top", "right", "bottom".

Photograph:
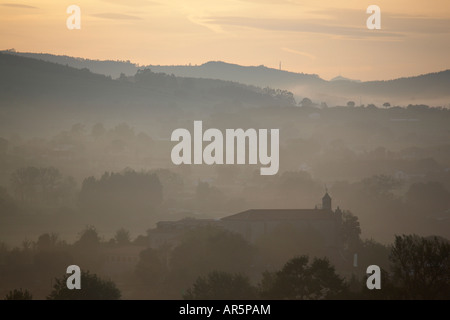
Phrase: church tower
[{"left": 322, "top": 192, "right": 332, "bottom": 211}]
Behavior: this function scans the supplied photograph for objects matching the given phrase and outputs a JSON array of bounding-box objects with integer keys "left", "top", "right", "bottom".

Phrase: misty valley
[{"left": 0, "top": 52, "right": 449, "bottom": 300}]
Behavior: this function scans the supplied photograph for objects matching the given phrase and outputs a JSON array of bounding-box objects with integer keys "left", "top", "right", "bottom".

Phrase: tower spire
[{"left": 322, "top": 189, "right": 332, "bottom": 211}]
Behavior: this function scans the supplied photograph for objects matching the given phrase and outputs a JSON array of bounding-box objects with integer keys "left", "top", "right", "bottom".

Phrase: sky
[{"left": 0, "top": 0, "right": 449, "bottom": 81}]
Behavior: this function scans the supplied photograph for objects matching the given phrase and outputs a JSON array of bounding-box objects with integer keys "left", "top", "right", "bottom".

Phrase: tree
[
  {"left": 47, "top": 271, "right": 121, "bottom": 300},
  {"left": 0, "top": 187, "right": 17, "bottom": 215},
  {"left": 347, "top": 101, "right": 355, "bottom": 108},
  {"left": 10, "top": 166, "right": 40, "bottom": 201},
  {"left": 341, "top": 210, "right": 361, "bottom": 251},
  {"left": 10, "top": 166, "right": 71, "bottom": 205},
  {"left": 361, "top": 174, "right": 400, "bottom": 199},
  {"left": 72, "top": 226, "right": 103, "bottom": 271},
  {"left": 300, "top": 97, "right": 313, "bottom": 108},
  {"left": 390, "top": 235, "right": 450, "bottom": 299},
  {"left": 150, "top": 169, "right": 184, "bottom": 199},
  {"left": 383, "top": 102, "right": 391, "bottom": 108},
  {"left": 36, "top": 233, "right": 59, "bottom": 251},
  {"left": 405, "top": 181, "right": 449, "bottom": 215},
  {"left": 79, "top": 170, "right": 163, "bottom": 215},
  {"left": 91, "top": 122, "right": 106, "bottom": 137},
  {"left": 135, "top": 248, "right": 166, "bottom": 284},
  {"left": 76, "top": 226, "right": 100, "bottom": 248},
  {"left": 260, "top": 255, "right": 346, "bottom": 299},
  {"left": 114, "top": 228, "right": 131, "bottom": 245},
  {"left": 256, "top": 223, "right": 325, "bottom": 270},
  {"left": 4, "top": 288, "right": 32, "bottom": 300},
  {"left": 184, "top": 271, "right": 257, "bottom": 300},
  {"left": 169, "top": 227, "right": 255, "bottom": 291}
]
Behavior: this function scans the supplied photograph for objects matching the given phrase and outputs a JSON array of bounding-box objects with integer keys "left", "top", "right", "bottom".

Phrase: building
[
  {"left": 147, "top": 192, "right": 343, "bottom": 251},
  {"left": 220, "top": 192, "right": 342, "bottom": 248},
  {"left": 148, "top": 218, "right": 218, "bottom": 249},
  {"left": 102, "top": 245, "right": 147, "bottom": 276}
]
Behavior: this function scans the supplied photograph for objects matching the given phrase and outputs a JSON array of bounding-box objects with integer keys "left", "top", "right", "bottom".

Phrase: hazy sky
[{"left": 1, "top": 0, "right": 449, "bottom": 81}]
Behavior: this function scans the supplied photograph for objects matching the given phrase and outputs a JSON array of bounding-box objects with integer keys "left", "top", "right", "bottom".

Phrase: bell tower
[{"left": 322, "top": 191, "right": 332, "bottom": 211}]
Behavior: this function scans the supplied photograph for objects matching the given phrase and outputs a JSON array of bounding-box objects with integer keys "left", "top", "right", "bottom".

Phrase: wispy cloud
[
  {"left": 100, "top": 0, "right": 160, "bottom": 7},
  {"left": 192, "top": 6, "right": 450, "bottom": 40},
  {"left": 385, "top": 15, "right": 450, "bottom": 34},
  {"left": 200, "top": 16, "right": 404, "bottom": 39},
  {"left": 282, "top": 47, "right": 316, "bottom": 60},
  {"left": 312, "top": 8, "right": 450, "bottom": 34},
  {"left": 1, "top": 3, "right": 37, "bottom": 9},
  {"left": 91, "top": 13, "right": 142, "bottom": 20}
]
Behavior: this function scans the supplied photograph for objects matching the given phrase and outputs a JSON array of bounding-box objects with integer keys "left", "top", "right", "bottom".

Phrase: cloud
[
  {"left": 90, "top": 13, "right": 142, "bottom": 20},
  {"left": 237, "top": 0, "right": 297, "bottom": 4},
  {"left": 194, "top": 7, "right": 449, "bottom": 40},
  {"left": 311, "top": 8, "right": 450, "bottom": 34},
  {"left": 282, "top": 47, "right": 316, "bottom": 60},
  {"left": 384, "top": 15, "right": 450, "bottom": 34},
  {"left": 200, "top": 16, "right": 404, "bottom": 39},
  {"left": 100, "top": 0, "right": 160, "bottom": 7},
  {"left": 0, "top": 3, "right": 37, "bottom": 9}
]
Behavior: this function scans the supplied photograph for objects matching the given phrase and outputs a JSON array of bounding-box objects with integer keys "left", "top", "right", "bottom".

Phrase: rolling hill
[{"left": 3, "top": 50, "right": 449, "bottom": 107}]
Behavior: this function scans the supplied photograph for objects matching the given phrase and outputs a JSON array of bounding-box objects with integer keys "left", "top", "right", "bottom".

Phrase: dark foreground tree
[
  {"left": 4, "top": 288, "right": 32, "bottom": 300},
  {"left": 135, "top": 248, "right": 166, "bottom": 284},
  {"left": 390, "top": 235, "right": 450, "bottom": 299},
  {"left": 184, "top": 271, "right": 257, "bottom": 300},
  {"left": 169, "top": 226, "right": 255, "bottom": 290},
  {"left": 47, "top": 271, "right": 121, "bottom": 300},
  {"left": 341, "top": 210, "right": 362, "bottom": 251},
  {"left": 260, "top": 255, "right": 346, "bottom": 299}
]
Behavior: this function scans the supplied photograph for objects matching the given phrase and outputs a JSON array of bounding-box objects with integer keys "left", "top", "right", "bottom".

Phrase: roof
[
  {"left": 322, "top": 192, "right": 331, "bottom": 200},
  {"left": 221, "top": 209, "right": 335, "bottom": 221}
]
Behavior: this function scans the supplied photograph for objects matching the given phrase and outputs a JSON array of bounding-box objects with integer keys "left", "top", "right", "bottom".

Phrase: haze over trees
[{"left": 0, "top": 51, "right": 449, "bottom": 299}]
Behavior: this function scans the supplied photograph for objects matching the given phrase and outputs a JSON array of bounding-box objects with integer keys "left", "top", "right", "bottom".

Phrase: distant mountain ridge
[
  {"left": 330, "top": 75, "right": 361, "bottom": 82},
  {"left": 2, "top": 50, "right": 450, "bottom": 106},
  {"left": 0, "top": 52, "right": 293, "bottom": 106},
  {"left": 0, "top": 52, "right": 296, "bottom": 136},
  {"left": 1, "top": 49, "right": 140, "bottom": 78}
]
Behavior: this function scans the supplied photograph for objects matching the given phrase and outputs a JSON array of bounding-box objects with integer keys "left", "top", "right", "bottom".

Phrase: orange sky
[{"left": 1, "top": 0, "right": 449, "bottom": 81}]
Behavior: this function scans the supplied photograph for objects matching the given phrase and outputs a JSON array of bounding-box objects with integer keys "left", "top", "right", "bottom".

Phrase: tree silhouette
[
  {"left": 73, "top": 226, "right": 102, "bottom": 271},
  {"left": 184, "top": 271, "right": 257, "bottom": 300},
  {"left": 9, "top": 166, "right": 73, "bottom": 204},
  {"left": 300, "top": 97, "right": 313, "bottom": 108},
  {"left": 0, "top": 187, "right": 17, "bottom": 215},
  {"left": 135, "top": 248, "right": 166, "bottom": 284},
  {"left": 169, "top": 226, "right": 255, "bottom": 291},
  {"left": 256, "top": 223, "right": 325, "bottom": 269},
  {"left": 405, "top": 181, "right": 449, "bottom": 215},
  {"left": 390, "top": 235, "right": 450, "bottom": 299},
  {"left": 114, "top": 228, "right": 131, "bottom": 245},
  {"left": 47, "top": 271, "right": 121, "bottom": 300},
  {"left": 260, "top": 255, "right": 346, "bottom": 299},
  {"left": 4, "top": 288, "right": 32, "bottom": 300},
  {"left": 79, "top": 170, "right": 163, "bottom": 215},
  {"left": 76, "top": 226, "right": 100, "bottom": 249},
  {"left": 341, "top": 210, "right": 361, "bottom": 251},
  {"left": 10, "top": 166, "right": 40, "bottom": 201}
]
